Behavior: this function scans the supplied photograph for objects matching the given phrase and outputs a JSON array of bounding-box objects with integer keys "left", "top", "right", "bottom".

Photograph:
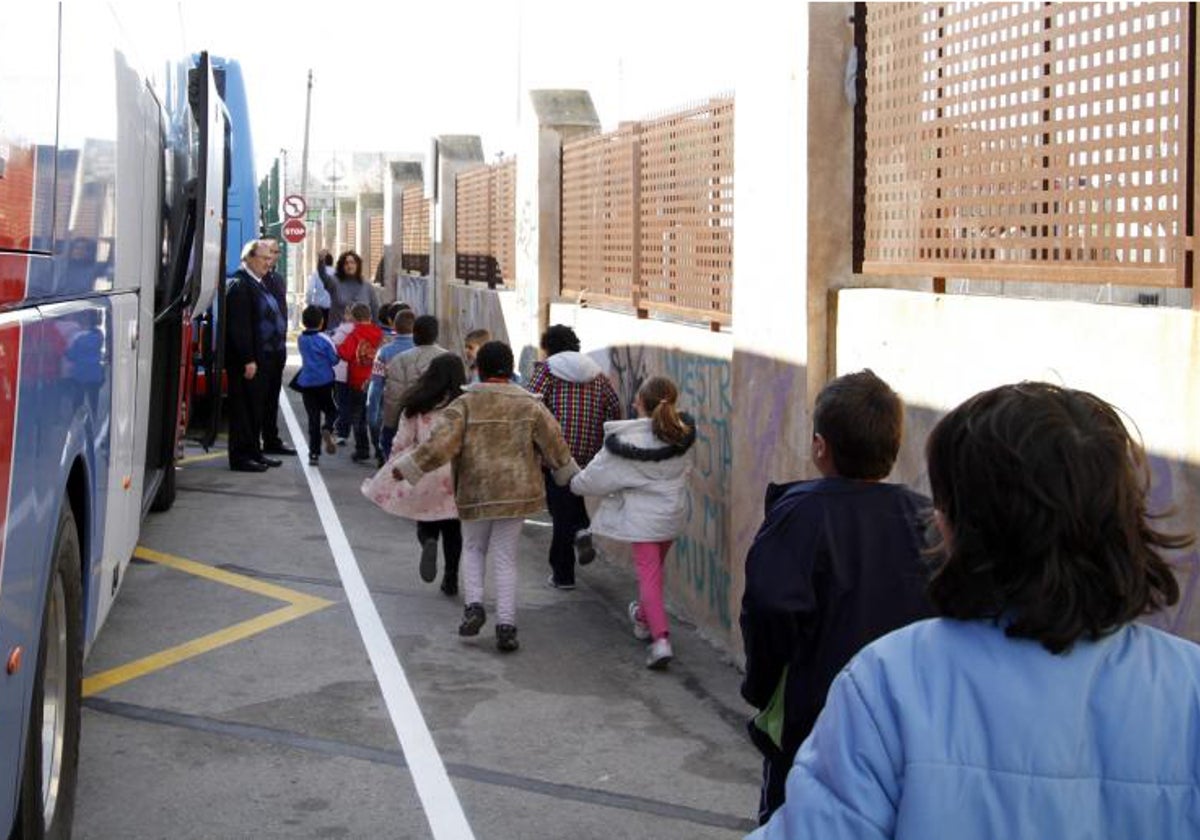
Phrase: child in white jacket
[{"left": 569, "top": 376, "right": 695, "bottom": 669}]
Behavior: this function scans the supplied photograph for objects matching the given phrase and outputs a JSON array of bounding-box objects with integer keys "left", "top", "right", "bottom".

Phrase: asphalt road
[{"left": 74, "top": 383, "right": 761, "bottom": 839}]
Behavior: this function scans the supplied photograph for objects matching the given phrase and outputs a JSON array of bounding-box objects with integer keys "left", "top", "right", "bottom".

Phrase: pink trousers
[{"left": 632, "top": 540, "right": 673, "bottom": 640}]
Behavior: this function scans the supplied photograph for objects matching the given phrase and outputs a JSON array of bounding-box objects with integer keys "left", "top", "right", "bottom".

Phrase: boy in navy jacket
[{"left": 739, "top": 369, "right": 935, "bottom": 825}]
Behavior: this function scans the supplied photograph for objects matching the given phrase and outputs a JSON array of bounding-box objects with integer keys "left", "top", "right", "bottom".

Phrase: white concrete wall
[
  {"left": 550, "top": 302, "right": 737, "bottom": 646},
  {"left": 837, "top": 288, "right": 1200, "bottom": 640},
  {"left": 444, "top": 283, "right": 524, "bottom": 361}
]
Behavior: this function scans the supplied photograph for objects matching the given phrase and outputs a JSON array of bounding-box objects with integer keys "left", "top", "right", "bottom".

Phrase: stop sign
[{"left": 282, "top": 217, "right": 307, "bottom": 244}]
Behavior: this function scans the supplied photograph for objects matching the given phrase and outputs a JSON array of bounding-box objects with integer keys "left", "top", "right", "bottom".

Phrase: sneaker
[
  {"left": 322, "top": 429, "right": 337, "bottom": 455},
  {"left": 646, "top": 637, "right": 673, "bottom": 670},
  {"left": 336, "top": 436, "right": 348, "bottom": 446},
  {"left": 545, "top": 574, "right": 576, "bottom": 591},
  {"left": 351, "top": 451, "right": 371, "bottom": 464},
  {"left": 459, "top": 603, "right": 486, "bottom": 636},
  {"left": 495, "top": 624, "right": 519, "bottom": 653},
  {"left": 308, "top": 454, "right": 320, "bottom": 466},
  {"left": 573, "top": 529, "right": 596, "bottom": 566},
  {"left": 440, "top": 578, "right": 458, "bottom": 597},
  {"left": 418, "top": 539, "right": 438, "bottom": 583},
  {"left": 628, "top": 601, "right": 651, "bottom": 641}
]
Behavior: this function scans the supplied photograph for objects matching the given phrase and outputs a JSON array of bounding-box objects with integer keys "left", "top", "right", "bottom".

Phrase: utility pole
[
  {"left": 300, "top": 69, "right": 313, "bottom": 279},
  {"left": 301, "top": 70, "right": 313, "bottom": 202}
]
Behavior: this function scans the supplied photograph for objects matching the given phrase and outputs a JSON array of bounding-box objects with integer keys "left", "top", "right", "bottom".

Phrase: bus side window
[{"left": 0, "top": 7, "right": 57, "bottom": 261}]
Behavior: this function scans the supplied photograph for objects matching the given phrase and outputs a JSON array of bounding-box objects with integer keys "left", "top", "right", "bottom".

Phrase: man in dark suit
[
  {"left": 225, "top": 239, "right": 288, "bottom": 472},
  {"left": 258, "top": 237, "right": 295, "bottom": 456}
]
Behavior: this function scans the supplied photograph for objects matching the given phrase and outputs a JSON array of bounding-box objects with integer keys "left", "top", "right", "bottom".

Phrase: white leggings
[{"left": 461, "top": 517, "right": 524, "bottom": 625}]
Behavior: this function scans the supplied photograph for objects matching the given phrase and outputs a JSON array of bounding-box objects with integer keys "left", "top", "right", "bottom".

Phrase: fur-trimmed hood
[
  {"left": 602, "top": 413, "right": 697, "bottom": 462},
  {"left": 546, "top": 351, "right": 605, "bottom": 383}
]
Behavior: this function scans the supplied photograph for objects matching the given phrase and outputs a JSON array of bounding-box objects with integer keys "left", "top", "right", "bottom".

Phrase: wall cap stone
[{"left": 529, "top": 90, "right": 600, "bottom": 128}]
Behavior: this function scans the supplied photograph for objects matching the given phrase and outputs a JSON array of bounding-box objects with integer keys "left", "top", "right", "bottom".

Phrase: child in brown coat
[{"left": 393, "top": 341, "right": 578, "bottom": 652}]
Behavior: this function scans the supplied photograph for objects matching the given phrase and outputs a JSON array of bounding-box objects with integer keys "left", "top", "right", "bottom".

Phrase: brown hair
[
  {"left": 639, "top": 376, "right": 691, "bottom": 447},
  {"left": 925, "top": 382, "right": 1190, "bottom": 654},
  {"left": 393, "top": 309, "right": 416, "bottom": 333},
  {"left": 464, "top": 328, "right": 491, "bottom": 348},
  {"left": 812, "top": 369, "right": 903, "bottom": 480}
]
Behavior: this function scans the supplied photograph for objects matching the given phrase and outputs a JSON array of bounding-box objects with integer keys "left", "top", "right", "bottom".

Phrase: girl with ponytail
[{"left": 570, "top": 375, "right": 696, "bottom": 669}]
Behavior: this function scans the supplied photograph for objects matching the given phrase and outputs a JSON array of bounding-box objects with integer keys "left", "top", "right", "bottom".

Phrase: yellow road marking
[
  {"left": 83, "top": 547, "right": 334, "bottom": 697},
  {"left": 178, "top": 450, "right": 227, "bottom": 466}
]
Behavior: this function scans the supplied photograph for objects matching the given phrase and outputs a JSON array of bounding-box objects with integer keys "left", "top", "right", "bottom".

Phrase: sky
[{"left": 167, "top": 0, "right": 745, "bottom": 180}]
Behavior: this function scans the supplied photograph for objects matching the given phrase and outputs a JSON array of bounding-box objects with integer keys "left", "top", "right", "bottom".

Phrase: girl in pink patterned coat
[{"left": 362, "top": 353, "right": 467, "bottom": 594}]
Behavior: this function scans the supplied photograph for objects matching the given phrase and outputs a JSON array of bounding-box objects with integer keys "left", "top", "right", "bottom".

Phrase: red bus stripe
[{"left": 0, "top": 320, "right": 21, "bottom": 585}]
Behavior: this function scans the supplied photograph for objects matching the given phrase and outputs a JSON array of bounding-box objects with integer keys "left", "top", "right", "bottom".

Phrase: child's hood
[
  {"left": 546, "top": 351, "right": 604, "bottom": 384},
  {"left": 603, "top": 413, "right": 697, "bottom": 462}
]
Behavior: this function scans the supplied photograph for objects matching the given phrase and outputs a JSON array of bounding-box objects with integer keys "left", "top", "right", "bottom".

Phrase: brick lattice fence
[
  {"left": 861, "top": 3, "right": 1192, "bottom": 287},
  {"left": 562, "top": 97, "right": 734, "bottom": 327},
  {"left": 400, "top": 183, "right": 431, "bottom": 275},
  {"left": 455, "top": 159, "right": 516, "bottom": 286}
]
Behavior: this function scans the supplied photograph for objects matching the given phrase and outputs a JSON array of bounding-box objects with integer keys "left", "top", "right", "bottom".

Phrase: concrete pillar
[
  {"left": 728, "top": 6, "right": 815, "bottom": 650},
  {"left": 513, "top": 89, "right": 600, "bottom": 373},
  {"left": 384, "top": 160, "right": 423, "bottom": 301},
  {"left": 356, "top": 191, "right": 385, "bottom": 299},
  {"left": 335, "top": 198, "right": 356, "bottom": 255},
  {"left": 431, "top": 135, "right": 484, "bottom": 319}
]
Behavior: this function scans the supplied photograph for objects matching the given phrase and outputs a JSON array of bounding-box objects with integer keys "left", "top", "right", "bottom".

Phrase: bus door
[
  {"left": 147, "top": 51, "right": 228, "bottom": 508},
  {"left": 185, "top": 52, "right": 229, "bottom": 454}
]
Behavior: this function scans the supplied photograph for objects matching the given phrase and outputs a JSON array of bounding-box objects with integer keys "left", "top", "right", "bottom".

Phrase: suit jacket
[
  {"left": 262, "top": 269, "right": 288, "bottom": 316},
  {"left": 226, "top": 268, "right": 285, "bottom": 367}
]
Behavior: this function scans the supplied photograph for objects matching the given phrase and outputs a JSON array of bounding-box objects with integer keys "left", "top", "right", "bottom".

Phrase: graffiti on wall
[
  {"left": 731, "top": 356, "right": 806, "bottom": 552},
  {"left": 608, "top": 345, "right": 734, "bottom": 629}
]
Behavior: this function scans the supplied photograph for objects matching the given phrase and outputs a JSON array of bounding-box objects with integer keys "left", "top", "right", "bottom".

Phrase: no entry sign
[{"left": 282, "top": 217, "right": 307, "bottom": 244}]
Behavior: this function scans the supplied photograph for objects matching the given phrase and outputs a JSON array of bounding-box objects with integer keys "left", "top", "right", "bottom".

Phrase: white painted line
[{"left": 280, "top": 395, "right": 475, "bottom": 839}]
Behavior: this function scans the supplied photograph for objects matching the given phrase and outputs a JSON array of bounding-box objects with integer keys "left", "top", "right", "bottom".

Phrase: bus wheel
[{"left": 13, "top": 503, "right": 82, "bottom": 840}]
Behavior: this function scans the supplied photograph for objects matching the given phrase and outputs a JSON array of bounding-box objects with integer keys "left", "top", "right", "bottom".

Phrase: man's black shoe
[
  {"left": 230, "top": 460, "right": 269, "bottom": 473},
  {"left": 262, "top": 443, "right": 297, "bottom": 456},
  {"left": 254, "top": 456, "right": 283, "bottom": 468}
]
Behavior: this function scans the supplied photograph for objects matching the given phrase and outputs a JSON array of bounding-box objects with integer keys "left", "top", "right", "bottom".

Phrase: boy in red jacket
[{"left": 337, "top": 302, "right": 384, "bottom": 463}]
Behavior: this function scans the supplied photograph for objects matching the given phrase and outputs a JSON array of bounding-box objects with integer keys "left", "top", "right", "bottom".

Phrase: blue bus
[
  {"left": 0, "top": 6, "right": 230, "bottom": 837},
  {"left": 210, "top": 56, "right": 261, "bottom": 279},
  {"left": 187, "top": 54, "right": 260, "bottom": 434}
]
